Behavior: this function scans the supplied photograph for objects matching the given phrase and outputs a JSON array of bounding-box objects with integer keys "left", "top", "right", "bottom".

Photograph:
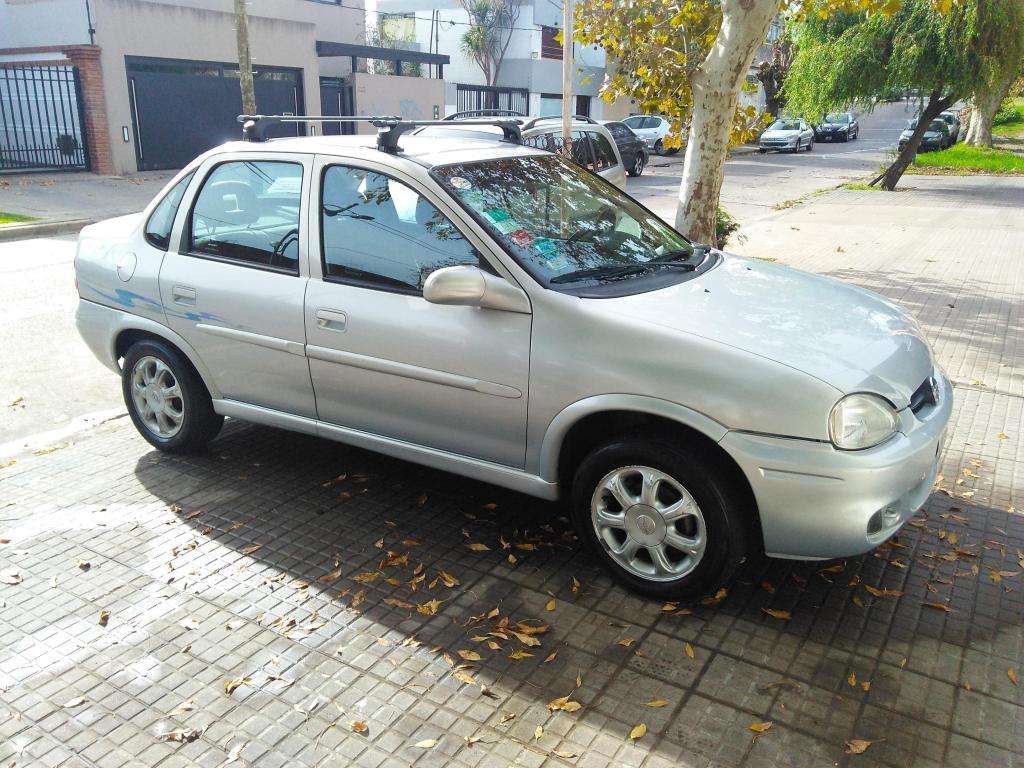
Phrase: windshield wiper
[{"left": 550, "top": 264, "right": 650, "bottom": 284}]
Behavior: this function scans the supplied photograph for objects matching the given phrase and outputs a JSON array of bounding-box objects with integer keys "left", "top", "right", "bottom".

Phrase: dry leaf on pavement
[
  {"left": 1009, "top": 668, "right": 1019, "bottom": 686},
  {"left": 413, "top": 738, "right": 438, "bottom": 748},
  {"left": 1, "top": 570, "right": 23, "bottom": 585},
  {"left": 349, "top": 720, "right": 368, "bottom": 733},
  {"left": 629, "top": 723, "right": 647, "bottom": 740},
  {"left": 762, "top": 608, "right": 791, "bottom": 620},
  {"left": 845, "top": 738, "right": 881, "bottom": 754},
  {"left": 98, "top": 610, "right": 109, "bottom": 627},
  {"left": 749, "top": 721, "right": 772, "bottom": 734},
  {"left": 646, "top": 699, "right": 669, "bottom": 708}
]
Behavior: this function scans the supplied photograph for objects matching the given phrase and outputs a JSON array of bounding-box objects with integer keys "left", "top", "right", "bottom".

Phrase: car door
[
  {"left": 159, "top": 152, "right": 317, "bottom": 418},
  {"left": 800, "top": 120, "right": 813, "bottom": 147},
  {"left": 586, "top": 129, "right": 627, "bottom": 188},
  {"left": 304, "top": 156, "right": 531, "bottom": 467}
]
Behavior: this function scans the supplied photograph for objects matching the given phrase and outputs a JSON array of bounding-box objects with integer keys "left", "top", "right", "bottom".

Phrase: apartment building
[{"left": 0, "top": 0, "right": 448, "bottom": 173}]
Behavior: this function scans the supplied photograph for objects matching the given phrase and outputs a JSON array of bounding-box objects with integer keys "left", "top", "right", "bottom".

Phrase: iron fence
[{"left": 0, "top": 65, "right": 89, "bottom": 172}]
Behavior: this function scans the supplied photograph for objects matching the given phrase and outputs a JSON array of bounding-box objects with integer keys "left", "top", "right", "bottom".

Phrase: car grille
[
  {"left": 761, "top": 139, "right": 790, "bottom": 147},
  {"left": 909, "top": 376, "right": 939, "bottom": 414}
]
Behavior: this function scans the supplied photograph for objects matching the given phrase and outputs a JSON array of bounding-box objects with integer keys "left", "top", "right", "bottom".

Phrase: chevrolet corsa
[{"left": 74, "top": 116, "right": 951, "bottom": 599}]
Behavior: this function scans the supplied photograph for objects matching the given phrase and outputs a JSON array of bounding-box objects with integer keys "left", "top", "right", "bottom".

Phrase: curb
[{"left": 0, "top": 218, "right": 94, "bottom": 242}]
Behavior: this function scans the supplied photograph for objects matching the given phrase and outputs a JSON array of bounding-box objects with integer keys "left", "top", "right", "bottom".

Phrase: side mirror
[{"left": 423, "top": 265, "right": 531, "bottom": 314}]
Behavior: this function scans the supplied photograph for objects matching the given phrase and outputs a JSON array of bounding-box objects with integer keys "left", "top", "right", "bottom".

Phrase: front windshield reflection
[{"left": 433, "top": 154, "right": 695, "bottom": 288}]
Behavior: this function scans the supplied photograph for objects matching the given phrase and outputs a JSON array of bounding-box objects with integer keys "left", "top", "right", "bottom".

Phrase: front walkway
[{"left": 1, "top": 176, "right": 1022, "bottom": 768}]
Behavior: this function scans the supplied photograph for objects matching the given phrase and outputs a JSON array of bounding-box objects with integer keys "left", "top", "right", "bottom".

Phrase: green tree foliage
[{"left": 784, "top": 0, "right": 1023, "bottom": 188}]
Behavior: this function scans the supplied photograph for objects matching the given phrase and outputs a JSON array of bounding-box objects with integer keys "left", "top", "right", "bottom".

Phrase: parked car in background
[
  {"left": 601, "top": 120, "right": 649, "bottom": 177},
  {"left": 622, "top": 115, "right": 678, "bottom": 156},
  {"left": 937, "top": 111, "right": 961, "bottom": 144},
  {"left": 74, "top": 114, "right": 952, "bottom": 600},
  {"left": 759, "top": 118, "right": 815, "bottom": 153},
  {"left": 435, "top": 112, "right": 628, "bottom": 189},
  {"left": 814, "top": 112, "right": 859, "bottom": 142},
  {"left": 899, "top": 118, "right": 950, "bottom": 153}
]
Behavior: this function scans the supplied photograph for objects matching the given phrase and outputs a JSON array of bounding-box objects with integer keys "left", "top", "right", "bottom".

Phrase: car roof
[{"left": 209, "top": 132, "right": 549, "bottom": 169}]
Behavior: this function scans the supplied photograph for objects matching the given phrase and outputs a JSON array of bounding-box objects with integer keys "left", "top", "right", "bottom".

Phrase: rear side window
[
  {"left": 623, "top": 116, "right": 643, "bottom": 129},
  {"left": 144, "top": 172, "right": 194, "bottom": 249},
  {"left": 189, "top": 160, "right": 303, "bottom": 274},
  {"left": 588, "top": 131, "right": 618, "bottom": 170},
  {"left": 320, "top": 165, "right": 480, "bottom": 294},
  {"left": 524, "top": 131, "right": 595, "bottom": 170}
]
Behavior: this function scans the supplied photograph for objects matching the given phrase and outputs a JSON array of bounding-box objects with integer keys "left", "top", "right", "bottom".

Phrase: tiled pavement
[{"left": 2, "top": 176, "right": 1024, "bottom": 768}]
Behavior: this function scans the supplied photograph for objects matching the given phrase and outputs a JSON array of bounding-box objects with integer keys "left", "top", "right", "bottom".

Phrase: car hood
[
  {"left": 595, "top": 254, "right": 933, "bottom": 408},
  {"left": 902, "top": 129, "right": 940, "bottom": 139},
  {"left": 761, "top": 130, "right": 798, "bottom": 139}
]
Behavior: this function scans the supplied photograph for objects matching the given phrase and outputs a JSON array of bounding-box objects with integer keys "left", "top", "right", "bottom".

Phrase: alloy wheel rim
[
  {"left": 590, "top": 465, "right": 707, "bottom": 582},
  {"left": 131, "top": 356, "right": 184, "bottom": 438},
  {"left": 634, "top": 155, "right": 644, "bottom": 175}
]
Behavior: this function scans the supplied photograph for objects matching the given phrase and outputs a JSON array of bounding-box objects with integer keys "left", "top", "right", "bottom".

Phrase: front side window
[
  {"left": 434, "top": 155, "right": 702, "bottom": 295},
  {"left": 145, "top": 171, "right": 194, "bottom": 249},
  {"left": 588, "top": 131, "right": 617, "bottom": 170},
  {"left": 523, "top": 130, "right": 594, "bottom": 170},
  {"left": 623, "top": 116, "right": 643, "bottom": 129},
  {"left": 321, "top": 165, "right": 480, "bottom": 294},
  {"left": 190, "top": 160, "right": 302, "bottom": 273}
]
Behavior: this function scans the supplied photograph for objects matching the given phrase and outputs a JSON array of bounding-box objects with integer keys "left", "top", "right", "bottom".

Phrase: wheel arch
[
  {"left": 540, "top": 396, "right": 763, "bottom": 549},
  {"left": 111, "top": 320, "right": 221, "bottom": 399}
]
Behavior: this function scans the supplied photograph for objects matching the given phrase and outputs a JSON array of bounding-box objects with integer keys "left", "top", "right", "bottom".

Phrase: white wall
[{"left": 0, "top": 0, "right": 92, "bottom": 49}]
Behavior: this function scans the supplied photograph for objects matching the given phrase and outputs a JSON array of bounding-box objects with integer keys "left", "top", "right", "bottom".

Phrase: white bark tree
[
  {"left": 675, "top": 0, "right": 779, "bottom": 242},
  {"left": 965, "top": 65, "right": 1020, "bottom": 146}
]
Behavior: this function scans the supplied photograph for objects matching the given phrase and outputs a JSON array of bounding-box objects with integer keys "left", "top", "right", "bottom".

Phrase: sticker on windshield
[
  {"left": 483, "top": 208, "right": 520, "bottom": 234},
  {"left": 509, "top": 229, "right": 534, "bottom": 248},
  {"left": 533, "top": 237, "right": 559, "bottom": 258},
  {"left": 449, "top": 176, "right": 472, "bottom": 190}
]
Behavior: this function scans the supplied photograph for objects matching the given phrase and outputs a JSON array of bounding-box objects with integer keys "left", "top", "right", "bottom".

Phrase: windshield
[
  {"left": 768, "top": 119, "right": 800, "bottom": 131},
  {"left": 433, "top": 154, "right": 698, "bottom": 290},
  {"left": 825, "top": 113, "right": 848, "bottom": 124}
]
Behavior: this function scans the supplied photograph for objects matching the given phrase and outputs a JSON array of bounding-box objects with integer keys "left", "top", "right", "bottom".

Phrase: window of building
[
  {"left": 320, "top": 165, "right": 481, "bottom": 294},
  {"left": 541, "top": 26, "right": 563, "bottom": 60},
  {"left": 189, "top": 161, "right": 302, "bottom": 273}
]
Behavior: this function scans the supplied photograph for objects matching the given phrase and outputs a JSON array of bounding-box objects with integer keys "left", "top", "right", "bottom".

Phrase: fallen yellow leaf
[
  {"left": 1009, "top": 668, "right": 1018, "bottom": 686},
  {"left": 762, "top": 608, "right": 791, "bottom": 620},
  {"left": 749, "top": 721, "right": 772, "bottom": 734},
  {"left": 845, "top": 738, "right": 881, "bottom": 754},
  {"left": 685, "top": 642, "right": 695, "bottom": 659},
  {"left": 413, "top": 738, "right": 438, "bottom": 748},
  {"left": 646, "top": 699, "right": 669, "bottom": 708},
  {"left": 629, "top": 723, "right": 647, "bottom": 740},
  {"left": 349, "top": 720, "right": 368, "bottom": 733}
]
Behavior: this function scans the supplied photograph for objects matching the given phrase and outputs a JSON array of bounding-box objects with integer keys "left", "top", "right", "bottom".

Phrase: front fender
[{"left": 535, "top": 394, "right": 729, "bottom": 483}]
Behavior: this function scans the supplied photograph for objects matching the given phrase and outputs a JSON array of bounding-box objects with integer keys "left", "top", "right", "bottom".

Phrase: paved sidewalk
[
  {"left": 1, "top": 176, "right": 1023, "bottom": 768},
  {"left": 0, "top": 172, "right": 173, "bottom": 225}
]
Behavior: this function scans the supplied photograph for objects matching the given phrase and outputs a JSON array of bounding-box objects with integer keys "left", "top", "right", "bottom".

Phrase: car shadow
[{"left": 131, "top": 418, "right": 1022, "bottom": 762}]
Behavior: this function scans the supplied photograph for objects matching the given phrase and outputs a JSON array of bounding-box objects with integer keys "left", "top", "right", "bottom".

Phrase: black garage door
[{"left": 127, "top": 57, "right": 304, "bottom": 171}]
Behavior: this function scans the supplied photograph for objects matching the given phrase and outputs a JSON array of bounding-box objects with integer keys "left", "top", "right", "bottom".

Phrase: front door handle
[
  {"left": 315, "top": 309, "right": 347, "bottom": 332},
  {"left": 172, "top": 285, "right": 197, "bottom": 305}
]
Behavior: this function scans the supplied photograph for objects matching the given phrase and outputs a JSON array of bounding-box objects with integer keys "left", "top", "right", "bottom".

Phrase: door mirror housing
[{"left": 423, "top": 265, "right": 531, "bottom": 314}]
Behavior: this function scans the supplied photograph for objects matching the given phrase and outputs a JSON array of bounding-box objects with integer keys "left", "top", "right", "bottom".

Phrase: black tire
[
  {"left": 653, "top": 139, "right": 664, "bottom": 156},
  {"left": 758, "top": 148, "right": 767, "bottom": 154},
  {"left": 570, "top": 433, "right": 753, "bottom": 600},
  {"left": 627, "top": 153, "right": 645, "bottom": 177},
  {"left": 806, "top": 139, "right": 814, "bottom": 152},
  {"left": 121, "top": 338, "right": 223, "bottom": 453}
]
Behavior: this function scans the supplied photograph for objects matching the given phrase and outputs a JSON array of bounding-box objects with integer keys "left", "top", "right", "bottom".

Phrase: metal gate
[
  {"left": 456, "top": 84, "right": 529, "bottom": 115},
  {"left": 127, "top": 57, "right": 304, "bottom": 171},
  {"left": 0, "top": 65, "right": 89, "bottom": 172},
  {"left": 319, "top": 78, "right": 355, "bottom": 135}
]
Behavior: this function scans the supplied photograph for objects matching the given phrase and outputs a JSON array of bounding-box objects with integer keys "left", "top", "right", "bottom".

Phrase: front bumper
[{"left": 720, "top": 371, "right": 953, "bottom": 560}]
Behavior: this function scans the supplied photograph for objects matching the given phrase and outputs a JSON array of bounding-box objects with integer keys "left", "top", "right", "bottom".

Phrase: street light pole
[{"left": 561, "top": 0, "right": 573, "bottom": 146}]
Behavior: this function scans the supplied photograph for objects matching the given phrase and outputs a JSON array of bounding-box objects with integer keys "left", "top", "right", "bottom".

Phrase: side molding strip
[
  {"left": 306, "top": 344, "right": 522, "bottom": 399},
  {"left": 196, "top": 323, "right": 305, "bottom": 356}
]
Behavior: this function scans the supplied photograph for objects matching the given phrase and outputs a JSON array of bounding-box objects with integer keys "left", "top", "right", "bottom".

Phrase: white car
[
  {"left": 759, "top": 118, "right": 815, "bottom": 153},
  {"left": 622, "top": 115, "right": 678, "bottom": 155}
]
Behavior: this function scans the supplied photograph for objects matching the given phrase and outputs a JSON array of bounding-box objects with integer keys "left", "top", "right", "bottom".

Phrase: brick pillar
[{"left": 62, "top": 45, "right": 114, "bottom": 175}]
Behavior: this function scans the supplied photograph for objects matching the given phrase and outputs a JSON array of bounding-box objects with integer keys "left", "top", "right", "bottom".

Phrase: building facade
[{"left": 0, "top": 0, "right": 447, "bottom": 174}]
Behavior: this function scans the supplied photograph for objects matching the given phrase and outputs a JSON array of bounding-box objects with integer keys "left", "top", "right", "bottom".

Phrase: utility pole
[
  {"left": 235, "top": 0, "right": 257, "bottom": 115},
  {"left": 561, "top": 0, "right": 573, "bottom": 146}
]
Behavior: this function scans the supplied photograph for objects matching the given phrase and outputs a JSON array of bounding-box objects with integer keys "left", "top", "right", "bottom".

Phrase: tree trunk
[
  {"left": 234, "top": 0, "right": 256, "bottom": 115},
  {"left": 675, "top": 0, "right": 779, "bottom": 245},
  {"left": 965, "top": 66, "right": 1017, "bottom": 147},
  {"left": 872, "top": 90, "right": 953, "bottom": 191}
]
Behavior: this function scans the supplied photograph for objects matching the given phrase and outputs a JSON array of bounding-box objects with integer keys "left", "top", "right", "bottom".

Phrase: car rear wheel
[
  {"left": 627, "top": 153, "right": 645, "bottom": 177},
  {"left": 571, "top": 434, "right": 752, "bottom": 599},
  {"left": 806, "top": 139, "right": 814, "bottom": 151},
  {"left": 653, "top": 139, "right": 664, "bottom": 156},
  {"left": 122, "top": 339, "right": 223, "bottom": 453}
]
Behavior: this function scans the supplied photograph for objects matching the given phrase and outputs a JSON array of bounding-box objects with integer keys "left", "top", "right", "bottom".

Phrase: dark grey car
[
  {"left": 602, "top": 120, "right": 650, "bottom": 176},
  {"left": 815, "top": 112, "right": 859, "bottom": 142}
]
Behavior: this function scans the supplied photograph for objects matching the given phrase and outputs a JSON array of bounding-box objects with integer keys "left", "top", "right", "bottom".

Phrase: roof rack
[
  {"left": 237, "top": 114, "right": 523, "bottom": 153},
  {"left": 519, "top": 114, "right": 598, "bottom": 129},
  {"left": 444, "top": 109, "right": 526, "bottom": 120}
]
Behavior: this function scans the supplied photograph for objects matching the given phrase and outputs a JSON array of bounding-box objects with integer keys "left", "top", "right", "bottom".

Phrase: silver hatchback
[{"left": 74, "top": 118, "right": 951, "bottom": 599}]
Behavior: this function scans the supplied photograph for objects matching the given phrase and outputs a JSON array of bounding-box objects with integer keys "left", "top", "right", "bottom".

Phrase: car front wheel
[
  {"left": 627, "top": 153, "right": 645, "bottom": 177},
  {"left": 571, "top": 434, "right": 752, "bottom": 599},
  {"left": 122, "top": 339, "right": 223, "bottom": 453}
]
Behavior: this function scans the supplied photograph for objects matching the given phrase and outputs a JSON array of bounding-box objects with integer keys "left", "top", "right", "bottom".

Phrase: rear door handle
[
  {"left": 315, "top": 309, "right": 347, "bottom": 332},
  {"left": 172, "top": 285, "right": 197, "bottom": 305}
]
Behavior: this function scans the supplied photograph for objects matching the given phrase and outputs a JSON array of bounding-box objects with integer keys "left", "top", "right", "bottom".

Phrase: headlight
[{"left": 828, "top": 393, "right": 899, "bottom": 450}]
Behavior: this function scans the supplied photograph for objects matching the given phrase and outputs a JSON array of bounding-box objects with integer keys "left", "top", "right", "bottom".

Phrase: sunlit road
[{"left": 627, "top": 98, "right": 920, "bottom": 226}]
